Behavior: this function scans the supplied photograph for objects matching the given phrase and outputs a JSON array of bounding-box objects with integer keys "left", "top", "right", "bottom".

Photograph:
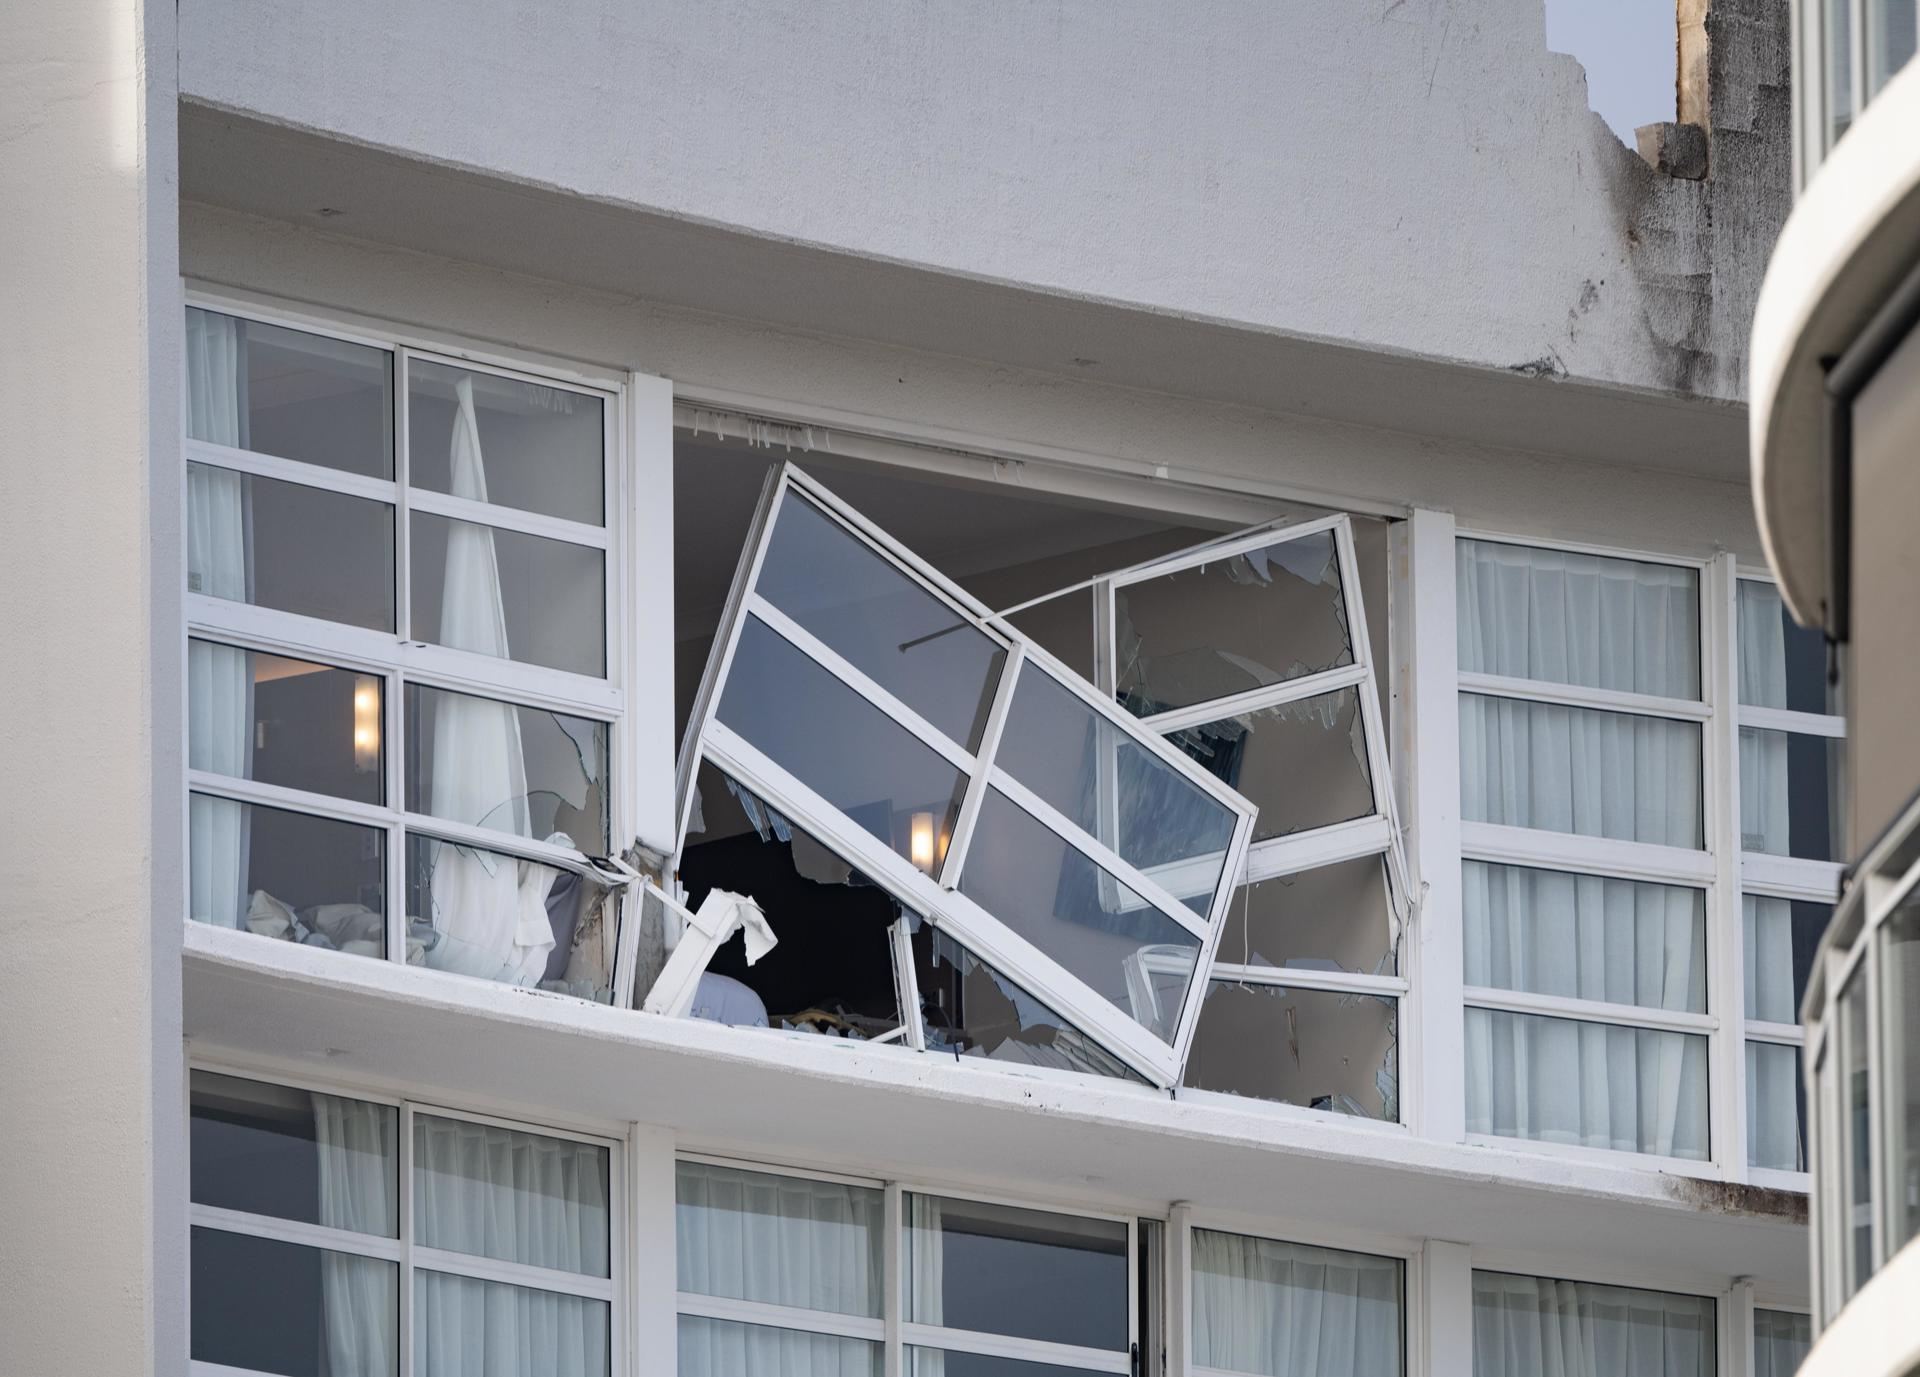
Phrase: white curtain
[
  {"left": 1191, "top": 1229, "right": 1402, "bottom": 1377},
  {"left": 1471, "top": 1273, "right": 1715, "bottom": 1377},
  {"left": 422, "top": 376, "right": 556, "bottom": 984},
  {"left": 413, "top": 1115, "right": 609, "bottom": 1377},
  {"left": 1737, "top": 582, "right": 1791, "bottom": 856},
  {"left": 1751, "top": 1309, "right": 1812, "bottom": 1377},
  {"left": 676, "top": 1161, "right": 884, "bottom": 1377},
  {"left": 186, "top": 310, "right": 253, "bottom": 928},
  {"left": 1458, "top": 543, "right": 1706, "bottom": 1158},
  {"left": 313, "top": 1092, "right": 400, "bottom": 1374}
]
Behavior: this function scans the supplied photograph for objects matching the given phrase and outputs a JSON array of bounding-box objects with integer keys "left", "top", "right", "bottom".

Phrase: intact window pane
[
  {"left": 1456, "top": 540, "right": 1700, "bottom": 699},
  {"left": 404, "top": 683, "right": 610, "bottom": 851},
  {"left": 190, "top": 1227, "right": 396, "bottom": 1377},
  {"left": 997, "top": 660, "right": 1237, "bottom": 912},
  {"left": 675, "top": 1160, "right": 883, "bottom": 1318},
  {"left": 1167, "top": 689, "right": 1374, "bottom": 844},
  {"left": 406, "top": 835, "right": 617, "bottom": 997},
  {"left": 412, "top": 1114, "right": 610, "bottom": 1278},
  {"left": 912, "top": 927, "right": 1142, "bottom": 1081},
  {"left": 907, "top": 1351, "right": 1093, "bottom": 1377},
  {"left": 1753, "top": 1308, "right": 1812, "bottom": 1377},
  {"left": 1183, "top": 982, "right": 1398, "bottom": 1121},
  {"left": 410, "top": 512, "right": 606, "bottom": 678},
  {"left": 958, "top": 788, "right": 1201, "bottom": 1044},
  {"left": 1883, "top": 897, "right": 1920, "bottom": 1255},
  {"left": 1739, "top": 727, "right": 1843, "bottom": 860},
  {"left": 1737, "top": 579, "right": 1836, "bottom": 713},
  {"left": 415, "top": 1271, "right": 608, "bottom": 1377},
  {"left": 1841, "top": 968, "right": 1873, "bottom": 1294},
  {"left": 756, "top": 492, "right": 1006, "bottom": 751},
  {"left": 1459, "top": 695, "right": 1704, "bottom": 848},
  {"left": 1868, "top": 0, "right": 1919, "bottom": 92},
  {"left": 190, "top": 641, "right": 383, "bottom": 806},
  {"left": 716, "top": 615, "right": 969, "bottom": 869},
  {"left": 1215, "top": 857, "right": 1397, "bottom": 979},
  {"left": 1115, "top": 529, "right": 1353, "bottom": 715},
  {"left": 1743, "top": 895, "right": 1828, "bottom": 1025},
  {"left": 189, "top": 794, "right": 385, "bottom": 954},
  {"left": 409, "top": 359, "right": 605, "bottom": 526},
  {"left": 1192, "top": 1230, "right": 1404, "bottom": 1377},
  {"left": 188, "top": 462, "right": 395, "bottom": 631},
  {"left": 1465, "top": 1008, "right": 1708, "bottom": 1160},
  {"left": 1462, "top": 862, "right": 1706, "bottom": 1013},
  {"left": 1471, "top": 1272, "right": 1714, "bottom": 1377},
  {"left": 1747, "top": 1041, "right": 1807, "bottom": 1172},
  {"left": 186, "top": 307, "right": 393, "bottom": 479},
  {"left": 905, "top": 1194, "right": 1129, "bottom": 1351},
  {"left": 190, "top": 1071, "right": 397, "bottom": 1234},
  {"left": 684, "top": 1316, "right": 881, "bottom": 1377}
]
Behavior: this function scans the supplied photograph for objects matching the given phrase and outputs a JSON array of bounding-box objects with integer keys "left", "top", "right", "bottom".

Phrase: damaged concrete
[{"left": 1665, "top": 1174, "right": 1811, "bottom": 1225}]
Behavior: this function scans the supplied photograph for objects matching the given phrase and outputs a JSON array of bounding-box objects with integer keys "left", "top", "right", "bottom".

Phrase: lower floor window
[
  {"left": 1191, "top": 1228, "right": 1404, "bottom": 1376},
  {"left": 189, "top": 1069, "right": 617, "bottom": 1376},
  {"left": 1471, "top": 1271, "right": 1715, "bottom": 1377},
  {"left": 1751, "top": 1307, "right": 1811, "bottom": 1377}
]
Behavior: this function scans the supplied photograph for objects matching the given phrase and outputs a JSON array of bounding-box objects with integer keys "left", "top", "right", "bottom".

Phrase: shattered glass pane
[
  {"left": 1183, "top": 981, "right": 1398, "bottom": 1120},
  {"left": 996, "top": 660, "right": 1237, "bottom": 914},
  {"left": 913, "top": 926, "right": 1142, "bottom": 1081},
  {"left": 958, "top": 789, "right": 1201, "bottom": 1043},
  {"left": 757, "top": 493, "right": 1005, "bottom": 751},
  {"left": 678, "top": 763, "right": 912, "bottom": 1040},
  {"left": 717, "top": 615, "right": 969, "bottom": 869},
  {"left": 1115, "top": 529, "right": 1352, "bottom": 716},
  {"left": 1163, "top": 687, "right": 1374, "bottom": 844},
  {"left": 1214, "top": 856, "right": 1398, "bottom": 979}
]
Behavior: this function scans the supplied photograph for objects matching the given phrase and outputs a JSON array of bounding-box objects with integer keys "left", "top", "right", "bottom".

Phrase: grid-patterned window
[
  {"left": 189, "top": 1069, "right": 619, "bottom": 1377},
  {"left": 1471, "top": 1272, "right": 1715, "bottom": 1377},
  {"left": 183, "top": 302, "right": 632, "bottom": 1004},
  {"left": 1456, "top": 538, "right": 1713, "bottom": 1161}
]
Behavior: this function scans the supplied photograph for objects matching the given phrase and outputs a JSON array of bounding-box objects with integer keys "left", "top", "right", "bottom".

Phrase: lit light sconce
[
  {"left": 352, "top": 676, "right": 381, "bottom": 773},
  {"left": 910, "top": 810, "right": 936, "bottom": 874}
]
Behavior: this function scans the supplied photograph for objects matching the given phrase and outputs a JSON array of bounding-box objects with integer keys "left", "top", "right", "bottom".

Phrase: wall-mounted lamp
[
  {"left": 910, "top": 810, "right": 936, "bottom": 873},
  {"left": 352, "top": 676, "right": 381, "bottom": 773}
]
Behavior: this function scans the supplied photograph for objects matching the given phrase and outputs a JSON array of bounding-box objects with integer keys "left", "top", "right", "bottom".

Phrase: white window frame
[
  {"left": 1730, "top": 570, "right": 1845, "bottom": 1190},
  {"left": 672, "top": 1154, "right": 1139, "bottom": 1377},
  {"left": 1082, "top": 512, "right": 1412, "bottom": 1116},
  {"left": 186, "top": 1059, "right": 626, "bottom": 1377},
  {"left": 181, "top": 288, "right": 646, "bottom": 1005},
  {"left": 667, "top": 463, "right": 1259, "bottom": 1087},
  {"left": 1454, "top": 531, "right": 1729, "bottom": 1177}
]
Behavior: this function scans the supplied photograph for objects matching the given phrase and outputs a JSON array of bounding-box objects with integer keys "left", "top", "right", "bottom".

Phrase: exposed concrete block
[{"left": 1637, "top": 121, "right": 1711, "bottom": 180}]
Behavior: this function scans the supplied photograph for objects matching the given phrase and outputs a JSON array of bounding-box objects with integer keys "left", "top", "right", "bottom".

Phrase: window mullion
[
  {"left": 884, "top": 1183, "right": 904, "bottom": 1377},
  {"left": 399, "top": 1100, "right": 415, "bottom": 1377},
  {"left": 395, "top": 346, "right": 413, "bottom": 644},
  {"left": 1708, "top": 553, "right": 1750, "bottom": 1182}
]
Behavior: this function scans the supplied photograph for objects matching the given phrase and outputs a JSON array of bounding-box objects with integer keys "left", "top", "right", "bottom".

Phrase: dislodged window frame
[
  {"left": 181, "top": 288, "right": 646, "bottom": 1006},
  {"left": 663, "top": 464, "right": 1259, "bottom": 1087}
]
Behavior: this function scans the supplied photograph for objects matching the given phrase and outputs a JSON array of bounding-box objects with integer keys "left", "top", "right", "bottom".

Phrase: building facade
[
  {"left": 1, "top": 2, "right": 1838, "bottom": 1374},
  {"left": 1750, "top": 1, "right": 1920, "bottom": 1374}
]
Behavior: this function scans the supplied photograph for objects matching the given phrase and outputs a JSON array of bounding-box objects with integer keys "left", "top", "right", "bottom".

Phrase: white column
[
  {"left": 1418, "top": 1240, "right": 1475, "bottom": 1377},
  {"left": 626, "top": 371, "right": 678, "bottom": 856},
  {"left": 1707, "top": 552, "right": 1748, "bottom": 1181},
  {"left": 628, "top": 1124, "right": 678, "bottom": 1377},
  {"left": 1400, "top": 509, "right": 1465, "bottom": 1141},
  {"left": 1163, "top": 1204, "right": 1193, "bottom": 1377},
  {"left": 0, "top": 2, "right": 183, "bottom": 1374}
]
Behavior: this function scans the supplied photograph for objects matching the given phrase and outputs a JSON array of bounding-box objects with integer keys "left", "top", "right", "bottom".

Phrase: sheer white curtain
[
  {"left": 1736, "top": 583, "right": 1791, "bottom": 855},
  {"left": 1750, "top": 1309, "right": 1812, "bottom": 1377},
  {"left": 1472, "top": 1273, "right": 1715, "bottom": 1377},
  {"left": 1191, "top": 1229, "right": 1403, "bottom": 1377},
  {"left": 186, "top": 310, "right": 253, "bottom": 928},
  {"left": 677, "top": 1161, "right": 883, "bottom": 1377},
  {"left": 314, "top": 1093, "right": 400, "bottom": 1373},
  {"left": 1457, "top": 542, "right": 1706, "bottom": 1157},
  {"left": 422, "top": 376, "right": 557, "bottom": 983},
  {"left": 413, "top": 1115, "right": 609, "bottom": 1377}
]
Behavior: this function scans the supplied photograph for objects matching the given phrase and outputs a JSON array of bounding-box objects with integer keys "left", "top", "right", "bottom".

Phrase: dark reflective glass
[
  {"left": 1167, "top": 688, "right": 1374, "bottom": 844},
  {"left": 410, "top": 512, "right": 606, "bottom": 678},
  {"left": 717, "top": 616, "right": 968, "bottom": 868},
  {"left": 997, "top": 661, "right": 1236, "bottom": 912},
  {"left": 905, "top": 1194, "right": 1129, "bottom": 1351},
  {"left": 188, "top": 463, "right": 394, "bottom": 631},
  {"left": 757, "top": 494, "right": 1004, "bottom": 750},
  {"left": 409, "top": 359, "right": 604, "bottom": 526},
  {"left": 189, "top": 642, "right": 384, "bottom": 807},
  {"left": 1184, "top": 982, "right": 1398, "bottom": 1120},
  {"left": 1115, "top": 529, "right": 1352, "bottom": 715},
  {"left": 1216, "top": 856, "right": 1397, "bottom": 978},
  {"left": 190, "top": 1071, "right": 397, "bottom": 1233},
  {"left": 958, "top": 789, "right": 1200, "bottom": 1043},
  {"left": 1737, "top": 580, "right": 1836, "bottom": 714},
  {"left": 909, "top": 1351, "right": 1098, "bottom": 1377},
  {"left": 191, "top": 1227, "right": 396, "bottom": 1377},
  {"left": 1739, "top": 727, "right": 1843, "bottom": 861}
]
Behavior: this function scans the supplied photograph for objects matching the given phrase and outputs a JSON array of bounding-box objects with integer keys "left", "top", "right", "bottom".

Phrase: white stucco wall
[
  {"left": 0, "top": 2, "right": 182, "bottom": 1372},
  {"left": 177, "top": 0, "right": 1783, "bottom": 403}
]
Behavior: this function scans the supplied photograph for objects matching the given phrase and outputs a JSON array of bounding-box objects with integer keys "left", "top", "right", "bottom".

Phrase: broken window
[
  {"left": 657, "top": 464, "right": 1259, "bottom": 1086},
  {"left": 1029, "top": 513, "right": 1411, "bottom": 1117}
]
